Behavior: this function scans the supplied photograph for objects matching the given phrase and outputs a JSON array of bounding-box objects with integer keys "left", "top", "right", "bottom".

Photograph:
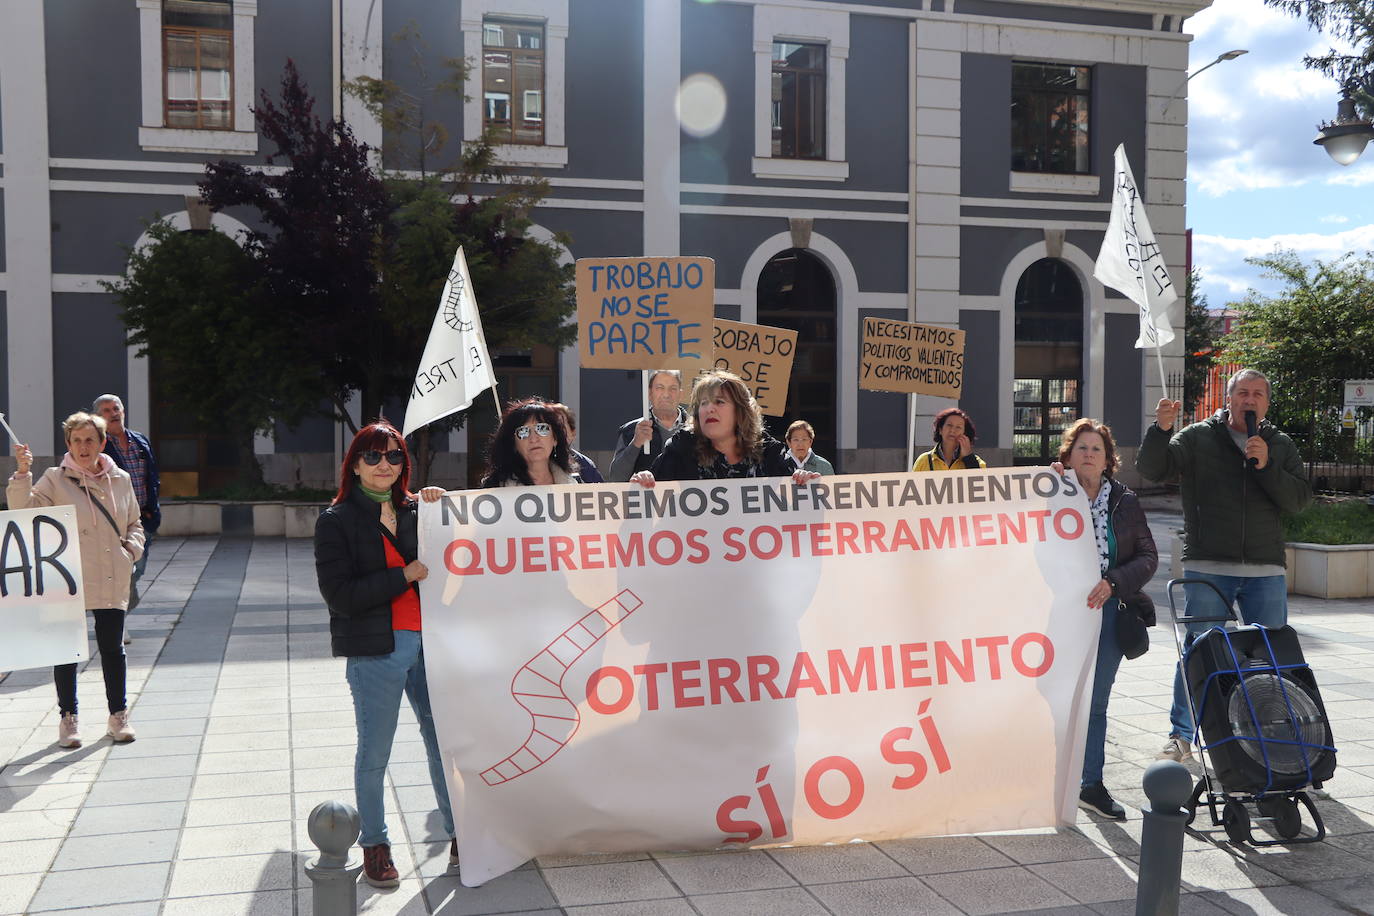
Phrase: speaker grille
[{"left": 1226, "top": 673, "right": 1334, "bottom": 777}]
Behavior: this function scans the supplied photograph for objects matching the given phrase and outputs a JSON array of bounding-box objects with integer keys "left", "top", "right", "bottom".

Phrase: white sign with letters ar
[{"left": 0, "top": 505, "right": 87, "bottom": 672}]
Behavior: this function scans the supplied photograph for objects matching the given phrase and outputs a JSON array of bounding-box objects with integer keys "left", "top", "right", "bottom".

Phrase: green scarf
[{"left": 358, "top": 483, "right": 392, "bottom": 503}]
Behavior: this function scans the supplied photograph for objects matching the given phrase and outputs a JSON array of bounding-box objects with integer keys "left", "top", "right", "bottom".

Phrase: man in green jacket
[{"left": 1136, "top": 368, "right": 1312, "bottom": 763}]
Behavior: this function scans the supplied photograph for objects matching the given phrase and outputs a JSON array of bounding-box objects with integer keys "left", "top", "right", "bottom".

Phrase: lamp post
[
  {"left": 1162, "top": 49, "right": 1248, "bottom": 115},
  {"left": 1314, "top": 91, "right": 1374, "bottom": 166}
]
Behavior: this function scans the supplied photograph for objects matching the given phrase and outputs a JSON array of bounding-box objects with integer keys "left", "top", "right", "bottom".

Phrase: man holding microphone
[
  {"left": 608, "top": 370, "right": 686, "bottom": 483},
  {"left": 1136, "top": 368, "right": 1311, "bottom": 762}
]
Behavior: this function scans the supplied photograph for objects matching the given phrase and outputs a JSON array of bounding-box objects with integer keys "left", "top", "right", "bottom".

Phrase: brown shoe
[
  {"left": 362, "top": 844, "right": 399, "bottom": 888},
  {"left": 449, "top": 838, "right": 459, "bottom": 867}
]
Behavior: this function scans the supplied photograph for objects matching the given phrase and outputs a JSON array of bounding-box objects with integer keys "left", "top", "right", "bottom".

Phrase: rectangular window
[
  {"left": 771, "top": 41, "right": 826, "bottom": 159},
  {"left": 483, "top": 17, "right": 545, "bottom": 145},
  {"left": 162, "top": 0, "right": 233, "bottom": 131},
  {"left": 1011, "top": 62, "right": 1091, "bottom": 174}
]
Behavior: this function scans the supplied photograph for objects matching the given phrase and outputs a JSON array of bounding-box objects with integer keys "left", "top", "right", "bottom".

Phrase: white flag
[
  {"left": 402, "top": 246, "right": 497, "bottom": 438},
  {"left": 1093, "top": 144, "right": 1177, "bottom": 349}
]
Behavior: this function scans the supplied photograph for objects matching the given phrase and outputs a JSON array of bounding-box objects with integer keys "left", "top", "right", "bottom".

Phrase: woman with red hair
[{"left": 313, "top": 419, "right": 453, "bottom": 887}]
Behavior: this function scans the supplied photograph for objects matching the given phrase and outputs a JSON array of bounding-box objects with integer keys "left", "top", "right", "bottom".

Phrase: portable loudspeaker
[{"left": 1185, "top": 624, "right": 1336, "bottom": 794}]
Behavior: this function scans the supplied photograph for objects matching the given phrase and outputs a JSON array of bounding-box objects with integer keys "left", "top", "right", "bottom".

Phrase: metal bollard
[
  {"left": 1135, "top": 760, "right": 1193, "bottom": 916},
  {"left": 305, "top": 799, "right": 362, "bottom": 916}
]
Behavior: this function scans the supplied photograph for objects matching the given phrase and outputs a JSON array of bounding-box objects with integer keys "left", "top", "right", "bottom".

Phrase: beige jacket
[{"left": 8, "top": 458, "right": 145, "bottom": 610}]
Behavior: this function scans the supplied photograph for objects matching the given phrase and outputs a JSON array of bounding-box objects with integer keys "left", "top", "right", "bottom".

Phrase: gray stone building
[{"left": 0, "top": 0, "right": 1207, "bottom": 492}]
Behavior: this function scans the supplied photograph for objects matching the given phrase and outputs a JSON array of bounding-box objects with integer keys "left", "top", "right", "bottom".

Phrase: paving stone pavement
[{"left": 3, "top": 520, "right": 1374, "bottom": 915}]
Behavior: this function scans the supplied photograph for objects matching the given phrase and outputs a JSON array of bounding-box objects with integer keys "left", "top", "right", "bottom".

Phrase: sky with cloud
[{"left": 1183, "top": 0, "right": 1374, "bottom": 309}]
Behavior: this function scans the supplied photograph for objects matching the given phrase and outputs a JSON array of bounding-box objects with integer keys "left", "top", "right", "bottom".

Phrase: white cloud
[
  {"left": 1191, "top": 224, "right": 1374, "bottom": 303},
  {"left": 1320, "top": 214, "right": 1351, "bottom": 224},
  {"left": 1183, "top": 0, "right": 1365, "bottom": 197}
]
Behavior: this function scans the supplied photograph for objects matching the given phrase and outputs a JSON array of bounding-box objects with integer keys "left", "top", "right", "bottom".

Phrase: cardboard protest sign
[
  {"left": 0, "top": 505, "right": 87, "bottom": 672},
  {"left": 577, "top": 257, "right": 714, "bottom": 379},
  {"left": 860, "top": 318, "right": 965, "bottom": 398},
  {"left": 712, "top": 320, "right": 798, "bottom": 416},
  {"left": 420, "top": 469, "right": 1099, "bottom": 885}
]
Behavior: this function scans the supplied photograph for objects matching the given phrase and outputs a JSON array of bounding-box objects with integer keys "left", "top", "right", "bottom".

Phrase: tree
[
  {"left": 1219, "top": 250, "right": 1374, "bottom": 461},
  {"left": 1265, "top": 0, "right": 1374, "bottom": 117},
  {"left": 200, "top": 59, "right": 395, "bottom": 429},
  {"left": 1182, "top": 268, "right": 1219, "bottom": 417},
  {"left": 106, "top": 222, "right": 298, "bottom": 484}
]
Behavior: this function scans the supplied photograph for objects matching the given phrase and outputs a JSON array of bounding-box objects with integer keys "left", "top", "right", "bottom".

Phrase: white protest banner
[
  {"left": 576, "top": 257, "right": 714, "bottom": 379},
  {"left": 402, "top": 247, "right": 497, "bottom": 438},
  {"left": 1094, "top": 144, "right": 1178, "bottom": 352},
  {"left": 419, "top": 470, "right": 1100, "bottom": 886},
  {"left": 0, "top": 505, "right": 87, "bottom": 672},
  {"left": 712, "top": 319, "right": 798, "bottom": 416}
]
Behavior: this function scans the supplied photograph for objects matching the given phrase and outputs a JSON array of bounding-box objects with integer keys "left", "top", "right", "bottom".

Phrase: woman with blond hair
[
  {"left": 630, "top": 370, "right": 816, "bottom": 484},
  {"left": 10, "top": 412, "right": 145, "bottom": 748}
]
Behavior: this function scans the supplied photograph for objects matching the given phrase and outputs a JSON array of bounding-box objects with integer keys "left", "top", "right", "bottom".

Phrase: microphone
[{"left": 1244, "top": 410, "right": 1259, "bottom": 468}]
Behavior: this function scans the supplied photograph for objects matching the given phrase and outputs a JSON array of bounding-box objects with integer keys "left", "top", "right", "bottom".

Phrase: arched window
[
  {"left": 757, "top": 248, "right": 838, "bottom": 464},
  {"left": 1013, "top": 258, "right": 1082, "bottom": 464}
]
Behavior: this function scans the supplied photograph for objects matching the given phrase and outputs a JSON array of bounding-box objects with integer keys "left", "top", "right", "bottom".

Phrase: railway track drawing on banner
[{"left": 480, "top": 588, "right": 644, "bottom": 786}]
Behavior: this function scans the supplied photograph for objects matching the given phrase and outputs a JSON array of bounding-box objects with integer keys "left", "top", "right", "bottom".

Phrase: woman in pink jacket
[{"left": 10, "top": 412, "right": 145, "bottom": 748}]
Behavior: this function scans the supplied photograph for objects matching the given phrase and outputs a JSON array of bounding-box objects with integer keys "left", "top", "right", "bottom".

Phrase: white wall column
[
  {"left": 1, "top": 1, "right": 55, "bottom": 453},
  {"left": 341, "top": 0, "right": 384, "bottom": 150},
  {"left": 643, "top": 0, "right": 681, "bottom": 256}
]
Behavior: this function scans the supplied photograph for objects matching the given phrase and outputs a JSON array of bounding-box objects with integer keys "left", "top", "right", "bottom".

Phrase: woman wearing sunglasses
[
  {"left": 481, "top": 399, "right": 583, "bottom": 487},
  {"left": 313, "top": 420, "right": 455, "bottom": 887}
]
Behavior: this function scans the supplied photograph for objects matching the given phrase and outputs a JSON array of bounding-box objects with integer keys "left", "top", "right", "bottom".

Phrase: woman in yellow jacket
[
  {"left": 10, "top": 412, "right": 144, "bottom": 748},
  {"left": 912, "top": 407, "right": 987, "bottom": 472}
]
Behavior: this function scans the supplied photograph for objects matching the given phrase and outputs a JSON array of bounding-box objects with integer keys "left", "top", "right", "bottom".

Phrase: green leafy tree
[
  {"left": 1183, "top": 268, "right": 1219, "bottom": 417},
  {"left": 1265, "top": 0, "right": 1374, "bottom": 116},
  {"left": 1219, "top": 250, "right": 1374, "bottom": 461},
  {"left": 106, "top": 222, "right": 307, "bottom": 484}
]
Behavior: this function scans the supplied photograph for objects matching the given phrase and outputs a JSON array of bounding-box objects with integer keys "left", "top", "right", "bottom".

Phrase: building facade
[{"left": 0, "top": 0, "right": 1208, "bottom": 491}]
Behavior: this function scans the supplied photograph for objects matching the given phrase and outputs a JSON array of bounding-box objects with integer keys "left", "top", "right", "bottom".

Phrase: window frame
[
  {"left": 770, "top": 41, "right": 827, "bottom": 161},
  {"left": 461, "top": 0, "right": 568, "bottom": 169},
  {"left": 482, "top": 16, "right": 546, "bottom": 146},
  {"left": 752, "top": 5, "right": 849, "bottom": 182},
  {"left": 1010, "top": 60, "right": 1094, "bottom": 177},
  {"left": 162, "top": 22, "right": 235, "bottom": 132},
  {"left": 137, "top": 0, "right": 257, "bottom": 154}
]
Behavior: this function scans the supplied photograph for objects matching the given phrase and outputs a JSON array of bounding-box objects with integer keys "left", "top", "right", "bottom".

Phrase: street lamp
[
  {"left": 1314, "top": 91, "right": 1374, "bottom": 166},
  {"left": 1162, "top": 49, "right": 1248, "bottom": 115}
]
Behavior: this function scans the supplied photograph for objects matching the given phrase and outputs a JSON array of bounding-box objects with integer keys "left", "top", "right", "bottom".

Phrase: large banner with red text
[{"left": 419, "top": 469, "right": 1100, "bottom": 886}]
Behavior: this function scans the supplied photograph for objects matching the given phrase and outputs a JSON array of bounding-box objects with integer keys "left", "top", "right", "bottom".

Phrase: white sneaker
[
  {"left": 58, "top": 713, "right": 81, "bottom": 748},
  {"left": 106, "top": 710, "right": 136, "bottom": 743},
  {"left": 1157, "top": 735, "right": 1193, "bottom": 762}
]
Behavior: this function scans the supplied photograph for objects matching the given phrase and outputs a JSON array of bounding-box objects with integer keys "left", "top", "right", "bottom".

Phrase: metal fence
[{"left": 1168, "top": 369, "right": 1374, "bottom": 495}]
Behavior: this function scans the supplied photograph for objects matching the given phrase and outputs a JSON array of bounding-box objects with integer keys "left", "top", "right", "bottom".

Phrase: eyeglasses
[
  {"left": 515, "top": 422, "right": 553, "bottom": 440},
  {"left": 361, "top": 449, "right": 404, "bottom": 466}
]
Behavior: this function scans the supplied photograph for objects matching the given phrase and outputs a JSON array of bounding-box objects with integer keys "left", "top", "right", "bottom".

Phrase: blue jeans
[
  {"left": 1083, "top": 598, "right": 1123, "bottom": 786},
  {"left": 346, "top": 630, "right": 454, "bottom": 847},
  {"left": 1168, "top": 572, "right": 1288, "bottom": 742}
]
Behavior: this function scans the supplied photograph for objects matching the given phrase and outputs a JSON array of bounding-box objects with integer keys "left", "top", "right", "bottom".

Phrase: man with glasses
[
  {"left": 608, "top": 370, "right": 686, "bottom": 482},
  {"left": 1137, "top": 368, "right": 1312, "bottom": 763},
  {"left": 95, "top": 394, "right": 159, "bottom": 643}
]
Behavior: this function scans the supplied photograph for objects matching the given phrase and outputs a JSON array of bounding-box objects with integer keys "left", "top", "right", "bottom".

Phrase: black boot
[{"left": 1078, "top": 782, "right": 1126, "bottom": 820}]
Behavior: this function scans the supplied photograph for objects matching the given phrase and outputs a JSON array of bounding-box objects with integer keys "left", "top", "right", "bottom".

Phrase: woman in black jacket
[
  {"left": 314, "top": 420, "right": 453, "bottom": 887},
  {"left": 631, "top": 370, "right": 816, "bottom": 484},
  {"left": 1057, "top": 418, "right": 1158, "bottom": 821}
]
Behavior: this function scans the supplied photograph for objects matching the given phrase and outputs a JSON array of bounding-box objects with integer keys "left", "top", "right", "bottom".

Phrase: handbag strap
[{"left": 86, "top": 485, "right": 124, "bottom": 538}]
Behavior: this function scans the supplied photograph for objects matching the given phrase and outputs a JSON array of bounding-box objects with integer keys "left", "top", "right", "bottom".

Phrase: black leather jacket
[{"left": 314, "top": 487, "right": 419, "bottom": 657}]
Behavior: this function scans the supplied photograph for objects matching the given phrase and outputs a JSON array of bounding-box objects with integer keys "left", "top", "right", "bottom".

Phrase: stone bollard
[
  {"left": 304, "top": 800, "right": 362, "bottom": 916},
  {"left": 1135, "top": 760, "right": 1193, "bottom": 916}
]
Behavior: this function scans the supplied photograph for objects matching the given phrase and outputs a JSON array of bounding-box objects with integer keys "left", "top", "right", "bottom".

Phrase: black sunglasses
[{"left": 361, "top": 449, "right": 404, "bottom": 467}]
